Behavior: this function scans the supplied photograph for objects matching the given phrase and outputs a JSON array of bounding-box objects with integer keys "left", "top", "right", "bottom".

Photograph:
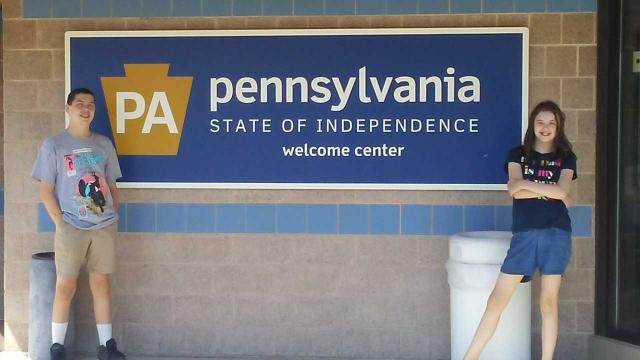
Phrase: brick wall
[
  {"left": 0, "top": 1, "right": 5, "bottom": 339},
  {"left": 2, "top": 0, "right": 596, "bottom": 358}
]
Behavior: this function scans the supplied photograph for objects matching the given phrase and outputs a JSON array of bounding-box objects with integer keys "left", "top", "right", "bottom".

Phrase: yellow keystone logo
[{"left": 101, "top": 64, "right": 193, "bottom": 155}]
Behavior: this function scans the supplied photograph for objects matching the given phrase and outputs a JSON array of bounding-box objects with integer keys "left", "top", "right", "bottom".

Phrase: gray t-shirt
[{"left": 32, "top": 130, "right": 122, "bottom": 229}]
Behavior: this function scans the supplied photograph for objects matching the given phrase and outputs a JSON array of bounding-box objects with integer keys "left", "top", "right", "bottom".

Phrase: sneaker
[
  {"left": 50, "top": 343, "right": 66, "bottom": 360},
  {"left": 97, "top": 338, "right": 126, "bottom": 359}
]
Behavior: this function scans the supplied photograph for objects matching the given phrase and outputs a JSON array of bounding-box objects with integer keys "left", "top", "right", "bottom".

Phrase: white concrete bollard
[{"left": 447, "top": 231, "right": 531, "bottom": 360}]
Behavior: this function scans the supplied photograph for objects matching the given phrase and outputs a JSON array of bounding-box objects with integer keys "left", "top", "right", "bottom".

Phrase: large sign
[{"left": 66, "top": 29, "right": 528, "bottom": 189}]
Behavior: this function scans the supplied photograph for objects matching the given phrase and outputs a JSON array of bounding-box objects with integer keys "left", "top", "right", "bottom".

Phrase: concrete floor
[
  {"left": 0, "top": 354, "right": 421, "bottom": 360},
  {"left": 0, "top": 320, "right": 431, "bottom": 360}
]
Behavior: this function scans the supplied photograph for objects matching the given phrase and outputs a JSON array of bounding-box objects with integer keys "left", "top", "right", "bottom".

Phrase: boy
[{"left": 32, "top": 88, "right": 126, "bottom": 360}]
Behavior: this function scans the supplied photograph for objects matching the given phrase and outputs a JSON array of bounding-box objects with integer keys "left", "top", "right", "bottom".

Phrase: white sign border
[{"left": 65, "top": 28, "right": 529, "bottom": 191}]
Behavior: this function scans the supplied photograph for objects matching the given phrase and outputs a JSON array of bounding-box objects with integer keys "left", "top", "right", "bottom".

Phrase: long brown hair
[{"left": 522, "top": 100, "right": 574, "bottom": 161}]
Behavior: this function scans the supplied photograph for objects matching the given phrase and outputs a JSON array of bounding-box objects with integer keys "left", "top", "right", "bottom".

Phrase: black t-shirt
[{"left": 505, "top": 146, "right": 578, "bottom": 233}]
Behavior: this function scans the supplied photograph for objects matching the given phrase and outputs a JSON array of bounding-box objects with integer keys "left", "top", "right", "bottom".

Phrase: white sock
[
  {"left": 52, "top": 322, "right": 68, "bottom": 345},
  {"left": 97, "top": 323, "right": 112, "bottom": 346}
]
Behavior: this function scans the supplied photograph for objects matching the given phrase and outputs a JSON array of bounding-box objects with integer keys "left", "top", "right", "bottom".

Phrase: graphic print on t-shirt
[
  {"left": 521, "top": 156, "right": 563, "bottom": 201},
  {"left": 66, "top": 148, "right": 108, "bottom": 218},
  {"left": 63, "top": 154, "right": 76, "bottom": 176},
  {"left": 75, "top": 171, "right": 107, "bottom": 216},
  {"left": 72, "top": 147, "right": 103, "bottom": 166}
]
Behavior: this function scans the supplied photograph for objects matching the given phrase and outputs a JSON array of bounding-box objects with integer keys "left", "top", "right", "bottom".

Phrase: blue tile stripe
[
  {"left": 24, "top": 0, "right": 597, "bottom": 18},
  {"left": 24, "top": 0, "right": 53, "bottom": 18},
  {"left": 36, "top": 202, "right": 594, "bottom": 236}
]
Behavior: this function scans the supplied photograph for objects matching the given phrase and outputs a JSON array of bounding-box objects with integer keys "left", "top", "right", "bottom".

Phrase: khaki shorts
[{"left": 54, "top": 221, "right": 117, "bottom": 278}]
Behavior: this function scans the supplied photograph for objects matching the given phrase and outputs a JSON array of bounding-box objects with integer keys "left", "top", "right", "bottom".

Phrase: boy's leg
[
  {"left": 90, "top": 272, "right": 112, "bottom": 323},
  {"left": 540, "top": 274, "right": 562, "bottom": 360},
  {"left": 52, "top": 222, "right": 89, "bottom": 346},
  {"left": 86, "top": 223, "right": 116, "bottom": 331},
  {"left": 90, "top": 271, "right": 125, "bottom": 358},
  {"left": 89, "top": 272, "right": 113, "bottom": 343},
  {"left": 86, "top": 223, "right": 125, "bottom": 358},
  {"left": 52, "top": 276, "right": 77, "bottom": 322},
  {"left": 51, "top": 275, "right": 77, "bottom": 345}
]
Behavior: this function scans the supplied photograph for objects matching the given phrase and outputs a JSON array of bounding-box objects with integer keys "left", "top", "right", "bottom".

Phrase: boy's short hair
[{"left": 66, "top": 88, "right": 95, "bottom": 105}]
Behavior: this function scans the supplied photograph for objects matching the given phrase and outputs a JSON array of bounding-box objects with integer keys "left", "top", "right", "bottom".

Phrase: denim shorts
[{"left": 500, "top": 227, "right": 572, "bottom": 283}]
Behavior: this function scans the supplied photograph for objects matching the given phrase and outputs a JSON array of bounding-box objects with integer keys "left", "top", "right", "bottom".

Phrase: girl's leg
[
  {"left": 463, "top": 273, "right": 524, "bottom": 360},
  {"left": 540, "top": 274, "right": 562, "bottom": 360}
]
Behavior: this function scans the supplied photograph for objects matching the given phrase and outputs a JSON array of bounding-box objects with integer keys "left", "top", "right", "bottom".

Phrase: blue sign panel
[{"left": 66, "top": 29, "right": 528, "bottom": 189}]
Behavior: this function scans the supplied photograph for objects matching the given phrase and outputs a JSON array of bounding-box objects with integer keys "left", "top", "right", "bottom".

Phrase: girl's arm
[
  {"left": 510, "top": 169, "right": 575, "bottom": 200},
  {"left": 507, "top": 162, "right": 545, "bottom": 199},
  {"left": 512, "top": 189, "right": 544, "bottom": 199}
]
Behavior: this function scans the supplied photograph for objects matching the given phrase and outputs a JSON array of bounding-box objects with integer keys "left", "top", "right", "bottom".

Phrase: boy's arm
[
  {"left": 39, "top": 181, "right": 62, "bottom": 226},
  {"left": 110, "top": 183, "right": 119, "bottom": 211}
]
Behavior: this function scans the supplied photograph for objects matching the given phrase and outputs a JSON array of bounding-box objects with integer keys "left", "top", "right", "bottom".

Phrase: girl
[{"left": 463, "top": 100, "right": 577, "bottom": 360}]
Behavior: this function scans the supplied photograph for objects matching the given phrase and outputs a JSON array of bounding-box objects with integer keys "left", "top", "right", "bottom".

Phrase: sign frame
[{"left": 65, "top": 28, "right": 529, "bottom": 190}]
